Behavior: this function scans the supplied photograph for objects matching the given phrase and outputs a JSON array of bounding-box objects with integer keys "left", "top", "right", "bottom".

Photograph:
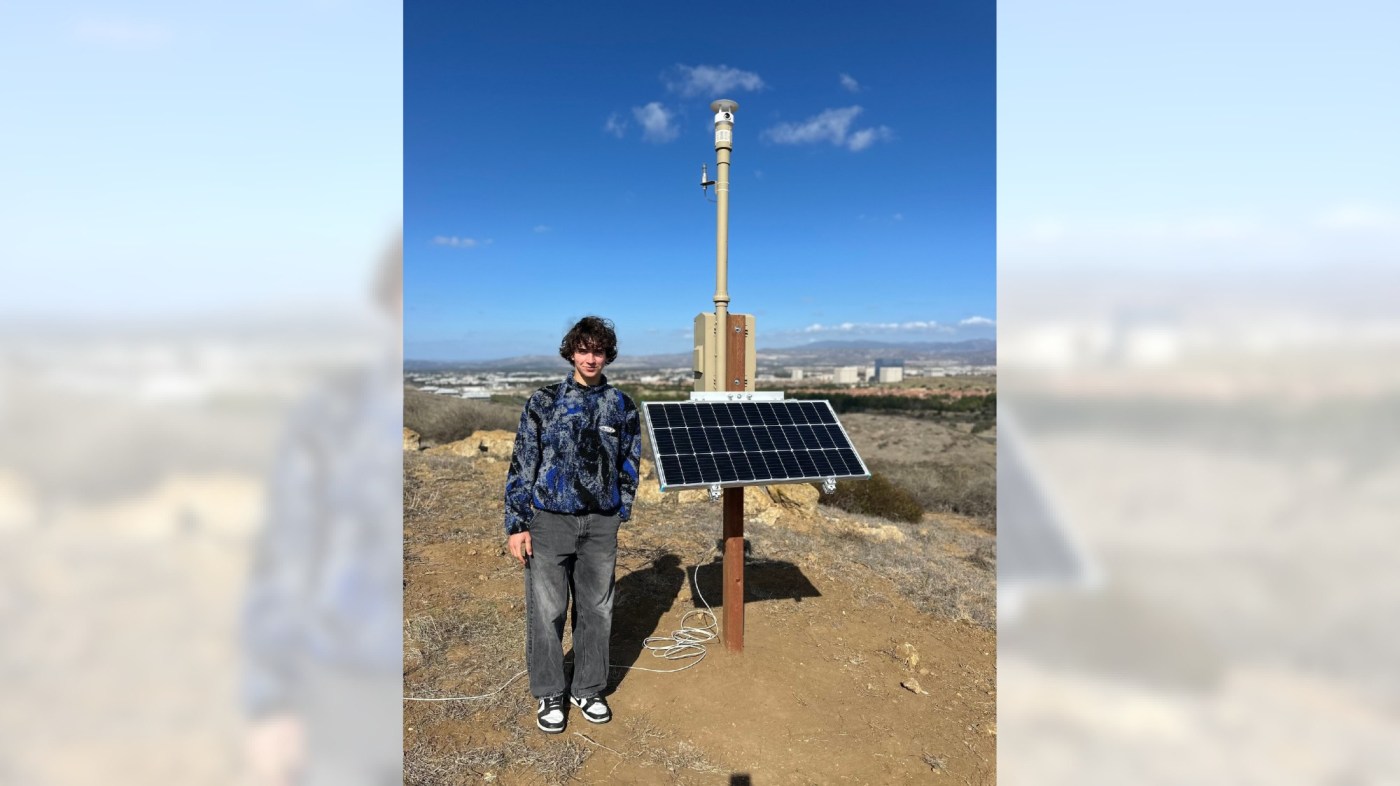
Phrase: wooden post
[{"left": 723, "top": 314, "right": 747, "bottom": 651}]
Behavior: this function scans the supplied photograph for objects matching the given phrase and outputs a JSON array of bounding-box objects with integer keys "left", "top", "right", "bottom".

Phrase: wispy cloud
[
  {"left": 764, "top": 106, "right": 893, "bottom": 152},
  {"left": 847, "top": 125, "right": 894, "bottom": 151},
  {"left": 433, "top": 236, "right": 491, "bottom": 248},
  {"left": 664, "top": 64, "right": 766, "bottom": 97},
  {"left": 603, "top": 113, "right": 627, "bottom": 139},
  {"left": 801, "top": 320, "right": 958, "bottom": 334},
  {"left": 959, "top": 316, "right": 995, "bottom": 327},
  {"left": 839, "top": 73, "right": 861, "bottom": 92},
  {"left": 532, "top": 225, "right": 552, "bottom": 234},
  {"left": 633, "top": 102, "right": 678, "bottom": 143},
  {"left": 74, "top": 18, "right": 172, "bottom": 49}
]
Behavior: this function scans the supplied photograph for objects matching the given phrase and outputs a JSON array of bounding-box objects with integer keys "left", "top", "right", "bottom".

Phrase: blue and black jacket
[{"left": 503, "top": 373, "right": 642, "bottom": 535}]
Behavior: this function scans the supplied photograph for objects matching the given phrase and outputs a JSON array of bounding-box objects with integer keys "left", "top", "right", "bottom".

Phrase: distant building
[
  {"left": 874, "top": 358, "right": 904, "bottom": 384},
  {"left": 876, "top": 366, "right": 903, "bottom": 383},
  {"left": 833, "top": 366, "right": 859, "bottom": 384},
  {"left": 789, "top": 368, "right": 804, "bottom": 381}
]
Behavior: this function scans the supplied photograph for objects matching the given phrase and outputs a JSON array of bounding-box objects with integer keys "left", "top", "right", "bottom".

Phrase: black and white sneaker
[
  {"left": 570, "top": 694, "right": 612, "bottom": 724},
  {"left": 536, "top": 694, "right": 566, "bottom": 734}
]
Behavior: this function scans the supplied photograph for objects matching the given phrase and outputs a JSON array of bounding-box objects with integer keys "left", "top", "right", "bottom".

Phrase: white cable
[
  {"left": 403, "top": 552, "right": 718, "bottom": 701},
  {"left": 624, "top": 559, "right": 717, "bottom": 673}
]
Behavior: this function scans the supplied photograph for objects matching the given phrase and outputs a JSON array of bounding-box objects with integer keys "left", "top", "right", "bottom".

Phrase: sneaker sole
[{"left": 536, "top": 719, "right": 565, "bottom": 734}]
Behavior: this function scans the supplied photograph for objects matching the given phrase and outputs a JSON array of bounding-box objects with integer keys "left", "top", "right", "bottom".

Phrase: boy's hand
[{"left": 508, "top": 531, "right": 532, "bottom": 565}]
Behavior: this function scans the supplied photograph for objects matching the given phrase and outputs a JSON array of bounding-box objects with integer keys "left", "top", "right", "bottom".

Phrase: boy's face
[{"left": 571, "top": 343, "right": 606, "bottom": 384}]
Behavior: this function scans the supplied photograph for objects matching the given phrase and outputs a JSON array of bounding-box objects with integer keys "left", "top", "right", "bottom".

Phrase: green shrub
[{"left": 816, "top": 472, "right": 924, "bottom": 523}]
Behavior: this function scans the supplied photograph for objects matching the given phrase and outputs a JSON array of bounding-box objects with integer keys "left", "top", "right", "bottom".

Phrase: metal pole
[
  {"left": 711, "top": 99, "right": 737, "bottom": 391},
  {"left": 709, "top": 99, "right": 746, "bottom": 651}
]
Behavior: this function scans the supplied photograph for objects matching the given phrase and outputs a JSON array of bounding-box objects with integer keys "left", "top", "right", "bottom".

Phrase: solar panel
[{"left": 642, "top": 399, "right": 871, "bottom": 491}]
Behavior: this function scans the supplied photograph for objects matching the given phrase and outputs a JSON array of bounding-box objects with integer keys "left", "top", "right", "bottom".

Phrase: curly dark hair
[{"left": 558, "top": 316, "right": 619, "bottom": 365}]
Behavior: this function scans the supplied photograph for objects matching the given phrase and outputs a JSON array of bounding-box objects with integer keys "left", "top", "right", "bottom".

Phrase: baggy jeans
[{"left": 523, "top": 510, "right": 619, "bottom": 699}]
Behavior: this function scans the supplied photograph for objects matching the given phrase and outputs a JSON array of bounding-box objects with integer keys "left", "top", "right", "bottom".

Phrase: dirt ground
[{"left": 403, "top": 412, "right": 996, "bottom": 785}]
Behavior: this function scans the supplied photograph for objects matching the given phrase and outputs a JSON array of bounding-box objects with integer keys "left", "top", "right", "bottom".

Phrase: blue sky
[
  {"left": 1, "top": 2, "right": 402, "bottom": 322},
  {"left": 406, "top": 1, "right": 995, "bottom": 361}
]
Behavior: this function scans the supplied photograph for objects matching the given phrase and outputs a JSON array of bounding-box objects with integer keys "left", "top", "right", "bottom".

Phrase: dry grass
[
  {"left": 870, "top": 459, "right": 996, "bottom": 527},
  {"left": 404, "top": 385, "right": 521, "bottom": 446},
  {"left": 741, "top": 511, "right": 996, "bottom": 629},
  {"left": 621, "top": 714, "right": 722, "bottom": 777},
  {"left": 403, "top": 727, "right": 591, "bottom": 786}
]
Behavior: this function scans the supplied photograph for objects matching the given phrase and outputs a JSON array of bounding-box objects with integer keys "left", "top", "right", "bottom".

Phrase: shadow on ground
[{"left": 689, "top": 556, "right": 821, "bottom": 608}]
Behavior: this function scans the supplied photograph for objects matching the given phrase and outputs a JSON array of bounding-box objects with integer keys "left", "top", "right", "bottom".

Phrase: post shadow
[{"left": 690, "top": 554, "right": 821, "bottom": 608}]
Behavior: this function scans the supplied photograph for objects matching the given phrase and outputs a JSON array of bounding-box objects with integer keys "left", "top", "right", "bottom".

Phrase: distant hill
[
  {"left": 405, "top": 338, "right": 994, "bottom": 373},
  {"left": 759, "top": 338, "right": 995, "bottom": 366}
]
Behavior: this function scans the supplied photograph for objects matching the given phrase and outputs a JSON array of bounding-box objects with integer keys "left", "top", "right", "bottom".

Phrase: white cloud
[
  {"left": 839, "top": 73, "right": 861, "bottom": 92},
  {"left": 764, "top": 106, "right": 892, "bottom": 152},
  {"left": 664, "top": 64, "right": 765, "bottom": 97},
  {"left": 633, "top": 102, "right": 678, "bottom": 143},
  {"left": 532, "top": 225, "right": 551, "bottom": 234},
  {"left": 959, "top": 316, "right": 996, "bottom": 327},
  {"left": 433, "top": 236, "right": 490, "bottom": 248},
  {"left": 766, "top": 107, "right": 862, "bottom": 145},
  {"left": 847, "top": 125, "right": 893, "bottom": 151},
  {"left": 801, "top": 320, "right": 960, "bottom": 334},
  {"left": 603, "top": 113, "right": 627, "bottom": 139}
]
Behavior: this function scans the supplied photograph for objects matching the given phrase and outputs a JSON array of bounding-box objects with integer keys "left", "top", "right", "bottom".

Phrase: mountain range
[{"left": 405, "top": 338, "right": 995, "bottom": 373}]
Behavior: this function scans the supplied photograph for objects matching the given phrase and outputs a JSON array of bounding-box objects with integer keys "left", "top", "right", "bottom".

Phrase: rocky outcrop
[
  {"left": 472, "top": 430, "right": 515, "bottom": 460},
  {"left": 403, "top": 428, "right": 421, "bottom": 452},
  {"left": 424, "top": 430, "right": 515, "bottom": 460}
]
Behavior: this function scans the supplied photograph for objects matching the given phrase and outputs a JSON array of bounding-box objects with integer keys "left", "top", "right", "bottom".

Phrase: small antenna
[{"left": 701, "top": 162, "right": 717, "bottom": 202}]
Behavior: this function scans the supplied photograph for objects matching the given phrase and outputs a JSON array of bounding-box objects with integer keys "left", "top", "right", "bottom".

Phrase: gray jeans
[{"left": 524, "top": 510, "right": 620, "bottom": 698}]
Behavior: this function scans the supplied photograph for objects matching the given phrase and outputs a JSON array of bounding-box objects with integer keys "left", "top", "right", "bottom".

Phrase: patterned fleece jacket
[{"left": 503, "top": 373, "right": 642, "bottom": 535}]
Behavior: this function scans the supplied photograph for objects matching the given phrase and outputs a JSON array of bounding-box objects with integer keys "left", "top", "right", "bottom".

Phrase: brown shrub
[
  {"left": 872, "top": 460, "right": 996, "bottom": 526},
  {"left": 815, "top": 472, "right": 924, "bottom": 523}
]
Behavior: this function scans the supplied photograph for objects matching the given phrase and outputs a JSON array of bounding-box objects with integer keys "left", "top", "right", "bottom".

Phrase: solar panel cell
[
  {"left": 671, "top": 429, "right": 694, "bottom": 455},
  {"left": 660, "top": 454, "right": 683, "bottom": 482},
  {"left": 687, "top": 427, "right": 711, "bottom": 453},
  {"left": 797, "top": 402, "right": 823, "bottom": 424},
  {"left": 695, "top": 454, "right": 720, "bottom": 483},
  {"left": 731, "top": 453, "right": 756, "bottom": 481},
  {"left": 719, "top": 426, "right": 742, "bottom": 452},
  {"left": 654, "top": 429, "right": 676, "bottom": 456},
  {"left": 776, "top": 451, "right": 801, "bottom": 478}
]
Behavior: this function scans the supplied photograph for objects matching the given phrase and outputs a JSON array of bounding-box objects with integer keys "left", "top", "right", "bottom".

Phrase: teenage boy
[{"left": 503, "top": 316, "right": 641, "bottom": 734}]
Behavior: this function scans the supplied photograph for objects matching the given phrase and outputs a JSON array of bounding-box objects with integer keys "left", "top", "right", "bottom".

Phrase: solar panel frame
[{"left": 642, "top": 399, "right": 871, "bottom": 491}]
